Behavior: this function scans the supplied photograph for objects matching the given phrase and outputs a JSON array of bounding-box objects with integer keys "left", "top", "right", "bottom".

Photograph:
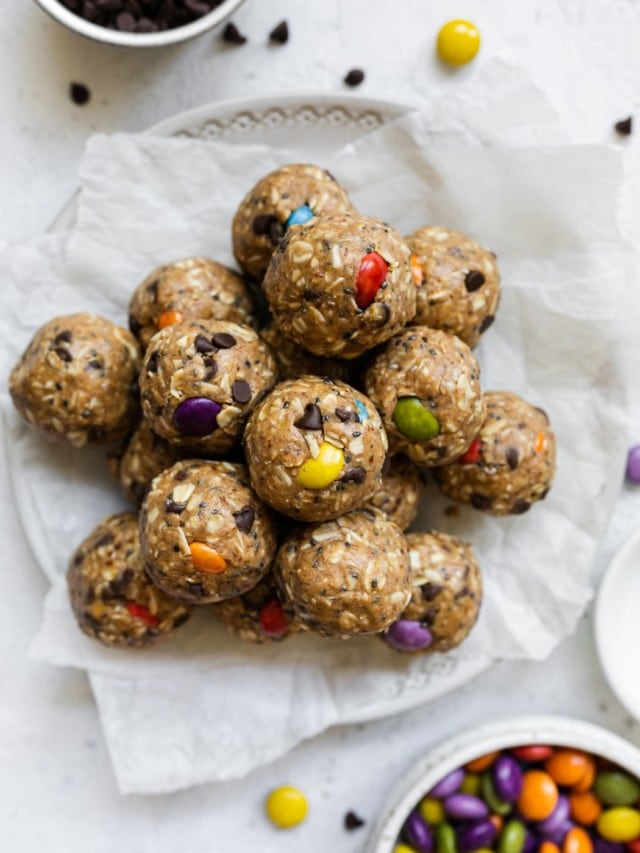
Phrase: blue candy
[
  {"left": 354, "top": 399, "right": 369, "bottom": 422},
  {"left": 286, "top": 204, "right": 314, "bottom": 228}
]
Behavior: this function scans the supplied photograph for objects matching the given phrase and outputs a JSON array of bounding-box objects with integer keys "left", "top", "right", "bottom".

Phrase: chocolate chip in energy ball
[
  {"left": 344, "top": 68, "right": 365, "bottom": 87},
  {"left": 69, "top": 82, "right": 91, "bottom": 106},
  {"left": 294, "top": 403, "right": 323, "bottom": 431},
  {"left": 231, "top": 380, "right": 252, "bottom": 404},
  {"left": 344, "top": 811, "right": 366, "bottom": 831},
  {"left": 222, "top": 21, "right": 247, "bottom": 45},
  {"left": 269, "top": 20, "right": 289, "bottom": 44},
  {"left": 232, "top": 505, "right": 255, "bottom": 533},
  {"left": 615, "top": 116, "right": 633, "bottom": 136},
  {"left": 464, "top": 270, "right": 486, "bottom": 292},
  {"left": 210, "top": 332, "right": 236, "bottom": 349}
]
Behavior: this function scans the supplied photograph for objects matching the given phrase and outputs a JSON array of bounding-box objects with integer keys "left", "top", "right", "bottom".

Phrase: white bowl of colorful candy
[{"left": 369, "top": 716, "right": 640, "bottom": 853}]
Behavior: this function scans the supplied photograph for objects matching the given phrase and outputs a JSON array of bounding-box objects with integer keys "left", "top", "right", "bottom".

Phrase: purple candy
[
  {"left": 626, "top": 444, "right": 640, "bottom": 484},
  {"left": 522, "top": 830, "right": 537, "bottom": 853},
  {"left": 458, "top": 819, "right": 497, "bottom": 851},
  {"left": 429, "top": 767, "right": 465, "bottom": 799},
  {"left": 536, "top": 795, "right": 570, "bottom": 836},
  {"left": 493, "top": 755, "right": 524, "bottom": 803},
  {"left": 173, "top": 397, "right": 221, "bottom": 436},
  {"left": 593, "top": 840, "right": 625, "bottom": 853},
  {"left": 404, "top": 811, "right": 433, "bottom": 853},
  {"left": 541, "top": 818, "right": 573, "bottom": 846},
  {"left": 385, "top": 620, "right": 433, "bottom": 652},
  {"left": 444, "top": 794, "right": 489, "bottom": 821}
]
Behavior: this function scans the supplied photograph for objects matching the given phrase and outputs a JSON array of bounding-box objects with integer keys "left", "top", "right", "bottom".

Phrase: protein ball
[
  {"left": 364, "top": 454, "right": 424, "bottom": 531},
  {"left": 232, "top": 163, "right": 354, "bottom": 281},
  {"left": 274, "top": 508, "right": 411, "bottom": 637},
  {"left": 244, "top": 376, "right": 388, "bottom": 522},
  {"left": 139, "top": 319, "right": 278, "bottom": 454},
  {"left": 128, "top": 257, "right": 257, "bottom": 350},
  {"left": 383, "top": 531, "right": 482, "bottom": 654},
  {"left": 406, "top": 226, "right": 501, "bottom": 348},
  {"left": 67, "top": 512, "right": 191, "bottom": 648},
  {"left": 9, "top": 313, "right": 140, "bottom": 448},
  {"left": 260, "top": 323, "right": 352, "bottom": 383},
  {"left": 364, "top": 327, "right": 484, "bottom": 467},
  {"left": 140, "top": 459, "right": 277, "bottom": 604},
  {"left": 434, "top": 391, "right": 556, "bottom": 515},
  {"left": 110, "top": 419, "right": 181, "bottom": 507},
  {"left": 212, "top": 571, "right": 299, "bottom": 643},
  {"left": 263, "top": 213, "right": 416, "bottom": 359}
]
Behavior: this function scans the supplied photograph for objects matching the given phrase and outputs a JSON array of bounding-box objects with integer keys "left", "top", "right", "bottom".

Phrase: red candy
[
  {"left": 460, "top": 439, "right": 482, "bottom": 465},
  {"left": 127, "top": 601, "right": 159, "bottom": 627},
  {"left": 355, "top": 252, "right": 388, "bottom": 308},
  {"left": 259, "top": 598, "right": 288, "bottom": 638},
  {"left": 511, "top": 745, "right": 554, "bottom": 762}
]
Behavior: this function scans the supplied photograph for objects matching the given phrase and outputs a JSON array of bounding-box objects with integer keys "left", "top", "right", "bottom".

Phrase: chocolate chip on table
[
  {"left": 69, "top": 82, "right": 91, "bottom": 106},
  {"left": 269, "top": 19, "right": 289, "bottom": 44},
  {"left": 344, "top": 811, "right": 365, "bottom": 831},
  {"left": 295, "top": 403, "right": 323, "bottom": 430},
  {"left": 344, "top": 68, "right": 365, "bottom": 87},
  {"left": 615, "top": 116, "right": 633, "bottom": 136},
  {"left": 233, "top": 505, "right": 255, "bottom": 533},
  {"left": 231, "top": 380, "right": 252, "bottom": 404},
  {"left": 464, "top": 270, "right": 485, "bottom": 292},
  {"left": 211, "top": 333, "right": 236, "bottom": 349},
  {"left": 222, "top": 21, "right": 247, "bottom": 44}
]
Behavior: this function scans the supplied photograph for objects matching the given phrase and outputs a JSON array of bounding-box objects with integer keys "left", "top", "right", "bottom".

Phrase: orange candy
[
  {"left": 545, "top": 750, "right": 591, "bottom": 787},
  {"left": 563, "top": 827, "right": 593, "bottom": 853},
  {"left": 540, "top": 843, "right": 561, "bottom": 853},
  {"left": 573, "top": 760, "right": 596, "bottom": 793},
  {"left": 489, "top": 815, "right": 504, "bottom": 833},
  {"left": 410, "top": 254, "right": 424, "bottom": 286},
  {"left": 157, "top": 309, "right": 184, "bottom": 329},
  {"left": 570, "top": 791, "right": 602, "bottom": 826},
  {"left": 517, "top": 770, "right": 559, "bottom": 820},
  {"left": 534, "top": 431, "right": 547, "bottom": 453},
  {"left": 466, "top": 751, "right": 500, "bottom": 773},
  {"left": 189, "top": 541, "right": 227, "bottom": 574}
]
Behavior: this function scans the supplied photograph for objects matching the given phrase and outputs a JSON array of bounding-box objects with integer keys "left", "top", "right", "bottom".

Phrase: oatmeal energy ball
[
  {"left": 128, "top": 257, "right": 257, "bottom": 350},
  {"left": 109, "top": 419, "right": 180, "bottom": 507},
  {"left": 232, "top": 163, "right": 354, "bottom": 281},
  {"left": 263, "top": 213, "right": 416, "bottom": 359},
  {"left": 139, "top": 319, "right": 278, "bottom": 454},
  {"left": 140, "top": 460, "right": 277, "bottom": 604},
  {"left": 435, "top": 390, "right": 556, "bottom": 515},
  {"left": 274, "top": 508, "right": 411, "bottom": 637},
  {"left": 260, "top": 323, "right": 352, "bottom": 383},
  {"left": 364, "top": 454, "right": 424, "bottom": 531},
  {"left": 406, "top": 226, "right": 501, "bottom": 348},
  {"left": 67, "top": 512, "right": 191, "bottom": 648},
  {"left": 364, "top": 327, "right": 484, "bottom": 467},
  {"left": 383, "top": 531, "right": 482, "bottom": 654},
  {"left": 9, "top": 313, "right": 140, "bottom": 448},
  {"left": 212, "top": 571, "right": 299, "bottom": 643},
  {"left": 244, "top": 376, "right": 388, "bottom": 522}
]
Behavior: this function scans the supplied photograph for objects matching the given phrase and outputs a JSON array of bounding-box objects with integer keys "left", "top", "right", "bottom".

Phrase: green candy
[
  {"left": 481, "top": 771, "right": 512, "bottom": 816},
  {"left": 595, "top": 771, "right": 640, "bottom": 807},
  {"left": 499, "top": 820, "right": 526, "bottom": 853},
  {"left": 436, "top": 823, "right": 458, "bottom": 853},
  {"left": 392, "top": 397, "right": 440, "bottom": 441}
]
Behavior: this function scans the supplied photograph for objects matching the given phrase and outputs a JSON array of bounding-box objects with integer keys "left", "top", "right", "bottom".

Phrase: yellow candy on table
[
  {"left": 265, "top": 785, "right": 308, "bottom": 829},
  {"left": 436, "top": 19, "right": 481, "bottom": 66},
  {"left": 296, "top": 441, "right": 345, "bottom": 489},
  {"left": 420, "top": 797, "right": 445, "bottom": 825},
  {"left": 597, "top": 807, "right": 640, "bottom": 843}
]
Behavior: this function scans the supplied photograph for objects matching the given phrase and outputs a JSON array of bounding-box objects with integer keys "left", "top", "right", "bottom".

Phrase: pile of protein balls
[{"left": 8, "top": 163, "right": 556, "bottom": 653}]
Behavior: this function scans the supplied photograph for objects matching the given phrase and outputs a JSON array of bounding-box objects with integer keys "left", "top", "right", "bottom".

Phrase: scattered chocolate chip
[
  {"left": 615, "top": 116, "right": 633, "bottom": 136},
  {"left": 342, "top": 467, "right": 366, "bottom": 484},
  {"left": 269, "top": 19, "right": 289, "bottom": 44},
  {"left": 146, "top": 351, "right": 160, "bottom": 373},
  {"left": 470, "top": 493, "right": 492, "bottom": 510},
  {"left": 421, "top": 582, "right": 443, "bottom": 601},
  {"left": 94, "top": 533, "right": 115, "bottom": 548},
  {"left": 464, "top": 270, "right": 485, "bottom": 292},
  {"left": 479, "top": 315, "right": 495, "bottom": 334},
  {"left": 344, "top": 811, "right": 365, "bottom": 831},
  {"left": 335, "top": 406, "right": 357, "bottom": 423},
  {"left": 166, "top": 499, "right": 187, "bottom": 514},
  {"left": 295, "top": 403, "right": 323, "bottom": 430},
  {"left": 382, "top": 453, "right": 391, "bottom": 476},
  {"left": 69, "top": 82, "right": 91, "bottom": 106},
  {"left": 211, "top": 333, "right": 236, "bottom": 349},
  {"left": 511, "top": 499, "right": 531, "bottom": 515},
  {"left": 232, "top": 380, "right": 252, "bottom": 404},
  {"left": 233, "top": 505, "right": 255, "bottom": 533},
  {"left": 344, "top": 68, "right": 365, "bottom": 87},
  {"left": 54, "top": 346, "right": 72, "bottom": 362},
  {"left": 54, "top": 330, "right": 73, "bottom": 344},
  {"left": 222, "top": 21, "right": 247, "bottom": 45},
  {"left": 129, "top": 314, "right": 142, "bottom": 336},
  {"left": 195, "top": 334, "right": 217, "bottom": 354},
  {"left": 505, "top": 447, "right": 519, "bottom": 470}
]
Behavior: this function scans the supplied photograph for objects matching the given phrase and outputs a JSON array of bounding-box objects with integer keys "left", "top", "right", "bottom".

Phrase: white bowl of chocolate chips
[{"left": 34, "top": 0, "right": 246, "bottom": 48}]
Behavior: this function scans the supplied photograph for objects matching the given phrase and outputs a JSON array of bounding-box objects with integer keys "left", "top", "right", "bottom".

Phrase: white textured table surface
[{"left": 2, "top": 1, "right": 640, "bottom": 850}]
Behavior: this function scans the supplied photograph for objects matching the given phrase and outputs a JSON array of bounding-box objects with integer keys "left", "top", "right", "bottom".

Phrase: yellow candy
[
  {"left": 394, "top": 846, "right": 418, "bottom": 853},
  {"left": 297, "top": 441, "right": 344, "bottom": 489},
  {"left": 460, "top": 773, "right": 481, "bottom": 796},
  {"left": 597, "top": 807, "right": 640, "bottom": 843},
  {"left": 265, "top": 785, "right": 308, "bottom": 829},
  {"left": 420, "top": 797, "right": 446, "bottom": 825},
  {"left": 436, "top": 19, "right": 481, "bottom": 66}
]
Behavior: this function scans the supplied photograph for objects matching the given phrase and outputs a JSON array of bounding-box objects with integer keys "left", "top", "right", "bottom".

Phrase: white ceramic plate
[
  {"left": 595, "top": 525, "right": 640, "bottom": 722},
  {"left": 368, "top": 715, "right": 640, "bottom": 853},
  {"left": 28, "top": 93, "right": 490, "bottom": 724}
]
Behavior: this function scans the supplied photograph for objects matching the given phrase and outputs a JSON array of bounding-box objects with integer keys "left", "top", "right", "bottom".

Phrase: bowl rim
[
  {"left": 32, "top": 0, "right": 246, "bottom": 48},
  {"left": 367, "top": 714, "right": 640, "bottom": 853}
]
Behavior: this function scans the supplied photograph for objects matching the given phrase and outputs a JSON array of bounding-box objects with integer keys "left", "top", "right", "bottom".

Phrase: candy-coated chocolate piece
[
  {"left": 481, "top": 772, "right": 512, "bottom": 816},
  {"left": 546, "top": 751, "right": 591, "bottom": 788},
  {"left": 537, "top": 796, "right": 570, "bottom": 836},
  {"left": 626, "top": 444, "right": 640, "bottom": 484},
  {"left": 411, "top": 254, "right": 424, "bottom": 285},
  {"left": 405, "top": 811, "right": 434, "bottom": 853},
  {"left": 569, "top": 792, "right": 602, "bottom": 825},
  {"left": 460, "top": 774, "right": 481, "bottom": 796},
  {"left": 356, "top": 251, "right": 389, "bottom": 308},
  {"left": 354, "top": 399, "right": 369, "bottom": 422},
  {"left": 517, "top": 770, "right": 558, "bottom": 821},
  {"left": 493, "top": 755, "right": 524, "bottom": 803},
  {"left": 265, "top": 785, "right": 308, "bottom": 828},
  {"left": 286, "top": 204, "right": 314, "bottom": 228},
  {"left": 430, "top": 768, "right": 465, "bottom": 799},
  {"left": 444, "top": 793, "right": 489, "bottom": 821},
  {"left": 396, "top": 846, "right": 419, "bottom": 853},
  {"left": 296, "top": 440, "right": 345, "bottom": 489},
  {"left": 126, "top": 601, "right": 160, "bottom": 627},
  {"left": 540, "top": 843, "right": 561, "bottom": 853},
  {"left": 393, "top": 397, "right": 440, "bottom": 441},
  {"left": 173, "top": 397, "right": 221, "bottom": 436},
  {"left": 597, "top": 809, "right": 640, "bottom": 843},
  {"left": 420, "top": 798, "right": 446, "bottom": 826},
  {"left": 498, "top": 820, "right": 526, "bottom": 853},
  {"left": 511, "top": 746, "right": 553, "bottom": 762},
  {"left": 436, "top": 19, "right": 481, "bottom": 66},
  {"left": 157, "top": 309, "right": 184, "bottom": 329},
  {"left": 467, "top": 753, "right": 500, "bottom": 774},
  {"left": 189, "top": 541, "right": 227, "bottom": 574},
  {"left": 258, "top": 598, "right": 289, "bottom": 638},
  {"left": 436, "top": 823, "right": 458, "bottom": 853},
  {"left": 460, "top": 439, "right": 482, "bottom": 465},
  {"left": 563, "top": 827, "right": 594, "bottom": 853},
  {"left": 385, "top": 619, "right": 433, "bottom": 652},
  {"left": 594, "top": 773, "right": 640, "bottom": 807},
  {"left": 458, "top": 819, "right": 497, "bottom": 851}
]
